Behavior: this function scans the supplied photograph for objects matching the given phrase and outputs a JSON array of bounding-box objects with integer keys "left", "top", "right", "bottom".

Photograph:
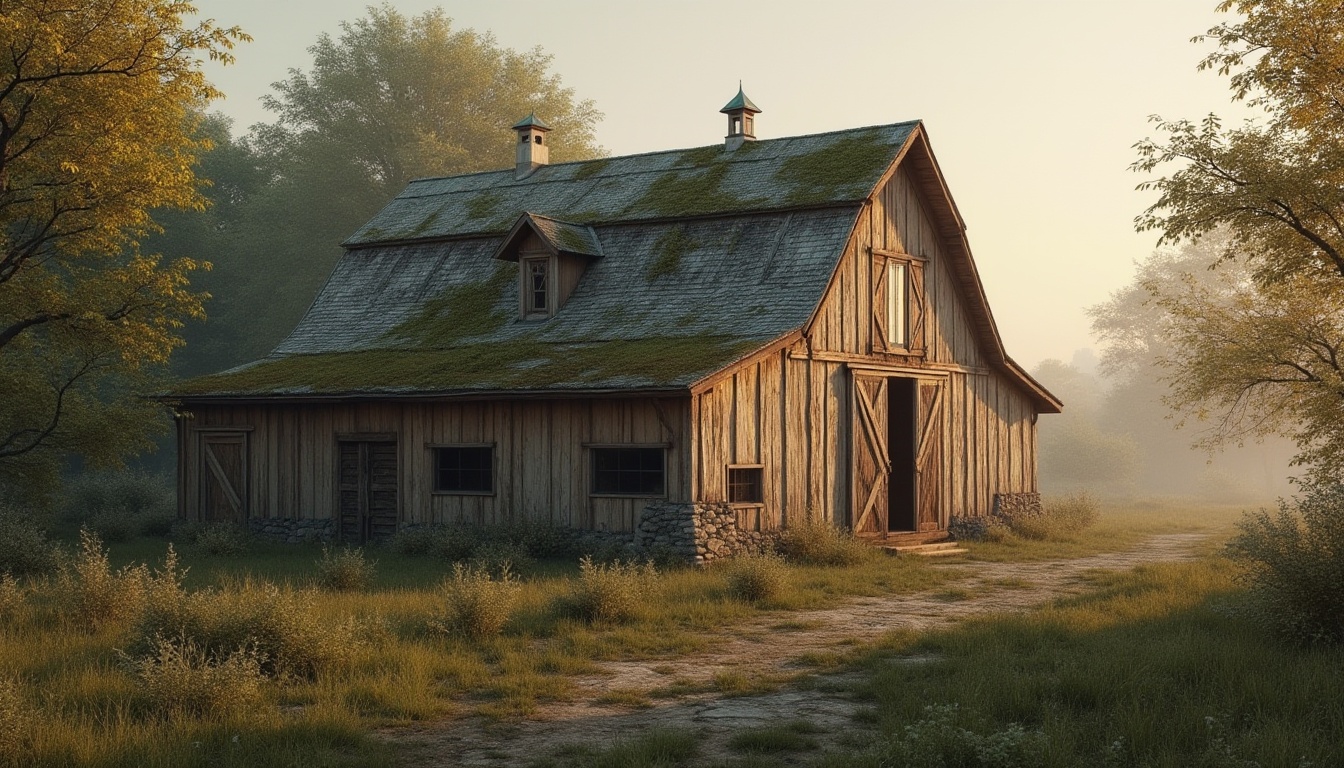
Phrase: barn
[{"left": 168, "top": 90, "right": 1061, "bottom": 551}]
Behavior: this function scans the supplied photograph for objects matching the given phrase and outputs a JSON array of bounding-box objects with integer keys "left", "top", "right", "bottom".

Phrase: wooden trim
[
  {"left": 789, "top": 350, "right": 985, "bottom": 376},
  {"left": 871, "top": 247, "right": 929, "bottom": 263},
  {"left": 726, "top": 463, "right": 765, "bottom": 469},
  {"left": 588, "top": 493, "right": 668, "bottom": 499},
  {"left": 581, "top": 442, "right": 672, "bottom": 449},
  {"left": 192, "top": 426, "right": 256, "bottom": 432},
  {"left": 337, "top": 432, "right": 397, "bottom": 442},
  {"left": 425, "top": 442, "right": 494, "bottom": 449},
  {"left": 688, "top": 329, "right": 802, "bottom": 393}
]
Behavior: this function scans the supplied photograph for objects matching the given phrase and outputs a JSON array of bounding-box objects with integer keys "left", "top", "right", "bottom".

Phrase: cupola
[
  {"left": 720, "top": 85, "right": 761, "bottom": 151},
  {"left": 512, "top": 112, "right": 552, "bottom": 179}
]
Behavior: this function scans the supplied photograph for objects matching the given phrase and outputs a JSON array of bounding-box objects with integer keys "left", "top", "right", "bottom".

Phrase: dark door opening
[{"left": 888, "top": 378, "right": 917, "bottom": 532}]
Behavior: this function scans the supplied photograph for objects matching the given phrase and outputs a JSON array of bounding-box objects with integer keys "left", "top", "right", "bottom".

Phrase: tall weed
[
  {"left": 1012, "top": 493, "right": 1100, "bottom": 541},
  {"left": 316, "top": 545, "right": 376, "bottom": 591},
  {"left": 724, "top": 553, "right": 788, "bottom": 603},
  {"left": 428, "top": 563, "right": 520, "bottom": 638},
  {"left": 55, "top": 529, "right": 152, "bottom": 629},
  {"left": 0, "top": 677, "right": 32, "bottom": 766},
  {"left": 568, "top": 556, "right": 655, "bottom": 623},
  {"left": 1228, "top": 482, "right": 1344, "bottom": 645},
  {"left": 777, "top": 520, "right": 870, "bottom": 566},
  {"left": 192, "top": 522, "right": 252, "bottom": 556},
  {"left": 123, "top": 635, "right": 266, "bottom": 720}
]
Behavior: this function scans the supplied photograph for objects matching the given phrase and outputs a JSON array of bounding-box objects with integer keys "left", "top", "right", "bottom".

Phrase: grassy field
[{"left": 0, "top": 498, "right": 1293, "bottom": 767}]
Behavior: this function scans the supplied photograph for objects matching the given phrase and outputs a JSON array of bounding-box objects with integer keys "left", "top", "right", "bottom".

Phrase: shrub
[
  {"left": 777, "top": 519, "right": 870, "bottom": 566},
  {"left": 0, "top": 574, "right": 22, "bottom": 622},
  {"left": 0, "top": 677, "right": 33, "bottom": 765},
  {"left": 138, "top": 510, "right": 179, "bottom": 538},
  {"left": 0, "top": 503, "right": 59, "bottom": 576},
  {"left": 487, "top": 518, "right": 574, "bottom": 559},
  {"left": 568, "top": 556, "right": 655, "bottom": 623},
  {"left": 1011, "top": 494, "right": 1099, "bottom": 541},
  {"left": 868, "top": 703, "right": 1046, "bottom": 768},
  {"left": 123, "top": 635, "right": 265, "bottom": 720},
  {"left": 55, "top": 529, "right": 152, "bottom": 630},
  {"left": 134, "top": 580, "right": 365, "bottom": 679},
  {"left": 428, "top": 562, "right": 520, "bottom": 638},
  {"left": 470, "top": 539, "right": 534, "bottom": 576},
  {"left": 1227, "top": 483, "right": 1344, "bottom": 645},
  {"left": 193, "top": 522, "right": 252, "bottom": 556},
  {"left": 724, "top": 553, "right": 788, "bottom": 603},
  {"left": 316, "top": 545, "right": 376, "bottom": 591},
  {"left": 948, "top": 515, "right": 1010, "bottom": 543},
  {"left": 387, "top": 524, "right": 481, "bottom": 561},
  {"left": 86, "top": 509, "right": 137, "bottom": 543}
]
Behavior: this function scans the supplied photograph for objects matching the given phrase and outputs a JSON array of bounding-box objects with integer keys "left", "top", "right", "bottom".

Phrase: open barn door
[
  {"left": 850, "top": 373, "right": 890, "bottom": 535},
  {"left": 914, "top": 379, "right": 945, "bottom": 531},
  {"left": 200, "top": 432, "right": 247, "bottom": 523}
]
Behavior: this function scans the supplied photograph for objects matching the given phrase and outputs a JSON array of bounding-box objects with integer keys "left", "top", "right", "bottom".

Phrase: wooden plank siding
[{"left": 180, "top": 398, "right": 690, "bottom": 533}]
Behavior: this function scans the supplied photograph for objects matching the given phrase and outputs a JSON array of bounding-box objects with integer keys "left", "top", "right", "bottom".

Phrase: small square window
[
  {"left": 434, "top": 446, "right": 493, "bottom": 494},
  {"left": 591, "top": 447, "right": 665, "bottom": 496},
  {"left": 728, "top": 466, "right": 763, "bottom": 504}
]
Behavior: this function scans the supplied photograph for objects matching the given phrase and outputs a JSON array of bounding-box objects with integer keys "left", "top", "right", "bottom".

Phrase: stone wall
[
  {"left": 992, "top": 492, "right": 1044, "bottom": 522},
  {"left": 247, "top": 517, "right": 335, "bottom": 545},
  {"left": 636, "top": 501, "right": 774, "bottom": 564}
]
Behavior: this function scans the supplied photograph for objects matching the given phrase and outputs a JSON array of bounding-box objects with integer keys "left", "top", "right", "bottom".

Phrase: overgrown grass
[
  {"left": 526, "top": 728, "right": 698, "bottom": 768},
  {"left": 824, "top": 556, "right": 1344, "bottom": 767}
]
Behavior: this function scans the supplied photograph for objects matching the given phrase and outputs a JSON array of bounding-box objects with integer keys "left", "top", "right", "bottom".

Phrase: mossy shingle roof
[{"left": 174, "top": 123, "right": 921, "bottom": 399}]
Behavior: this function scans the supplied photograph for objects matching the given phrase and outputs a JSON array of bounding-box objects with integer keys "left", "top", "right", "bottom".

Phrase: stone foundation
[
  {"left": 247, "top": 517, "right": 335, "bottom": 545},
  {"left": 991, "top": 492, "right": 1044, "bottom": 522},
  {"left": 636, "top": 501, "right": 774, "bottom": 564}
]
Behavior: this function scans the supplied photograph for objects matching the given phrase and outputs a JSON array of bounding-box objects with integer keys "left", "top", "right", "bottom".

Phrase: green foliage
[
  {"left": 724, "top": 552, "right": 788, "bottom": 603},
  {"left": 1228, "top": 483, "right": 1344, "bottom": 645},
  {"left": 528, "top": 728, "right": 698, "bottom": 768},
  {"left": 728, "top": 720, "right": 823, "bottom": 754},
  {"left": 857, "top": 704, "right": 1046, "bottom": 768},
  {"left": 123, "top": 635, "right": 266, "bottom": 721},
  {"left": 315, "top": 545, "right": 376, "bottom": 591},
  {"left": 777, "top": 519, "right": 871, "bottom": 566},
  {"left": 192, "top": 522, "right": 253, "bottom": 557},
  {"left": 0, "top": 503, "right": 60, "bottom": 576},
  {"left": 0, "top": 1, "right": 246, "bottom": 497},
  {"left": 775, "top": 128, "right": 893, "bottom": 204},
  {"left": 428, "top": 562, "right": 520, "bottom": 639},
  {"left": 567, "top": 556, "right": 655, "bottom": 624},
  {"left": 60, "top": 470, "right": 176, "bottom": 542},
  {"left": 645, "top": 227, "right": 697, "bottom": 282}
]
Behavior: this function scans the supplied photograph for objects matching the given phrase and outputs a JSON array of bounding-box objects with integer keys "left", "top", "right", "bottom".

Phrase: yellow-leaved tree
[{"left": 0, "top": 1, "right": 247, "bottom": 496}]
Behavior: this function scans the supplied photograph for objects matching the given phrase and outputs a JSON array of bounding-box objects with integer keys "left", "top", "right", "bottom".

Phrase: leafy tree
[
  {"left": 0, "top": 1, "right": 246, "bottom": 495},
  {"left": 1131, "top": 0, "right": 1344, "bottom": 479},
  {"left": 1031, "top": 359, "right": 1140, "bottom": 495},
  {"left": 174, "top": 5, "right": 604, "bottom": 374}
]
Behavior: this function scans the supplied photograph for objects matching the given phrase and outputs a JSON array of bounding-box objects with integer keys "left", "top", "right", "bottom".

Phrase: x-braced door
[
  {"left": 851, "top": 373, "right": 891, "bottom": 535},
  {"left": 914, "top": 379, "right": 945, "bottom": 531},
  {"left": 337, "top": 440, "right": 398, "bottom": 543},
  {"left": 200, "top": 432, "right": 247, "bottom": 523}
]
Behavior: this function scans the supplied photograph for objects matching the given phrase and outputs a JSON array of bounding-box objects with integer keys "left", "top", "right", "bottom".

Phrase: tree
[
  {"left": 1131, "top": 0, "right": 1344, "bottom": 479},
  {"left": 0, "top": 1, "right": 247, "bottom": 495},
  {"left": 1031, "top": 359, "right": 1141, "bottom": 495},
  {"left": 172, "top": 5, "right": 604, "bottom": 374}
]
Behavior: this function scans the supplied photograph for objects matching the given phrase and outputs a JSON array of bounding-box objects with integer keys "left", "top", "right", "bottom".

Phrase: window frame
[
  {"left": 886, "top": 259, "right": 908, "bottom": 349},
  {"left": 429, "top": 443, "right": 496, "bottom": 496},
  {"left": 726, "top": 464, "right": 765, "bottom": 506},
  {"left": 588, "top": 444, "right": 668, "bottom": 498},
  {"left": 521, "top": 255, "right": 552, "bottom": 319}
]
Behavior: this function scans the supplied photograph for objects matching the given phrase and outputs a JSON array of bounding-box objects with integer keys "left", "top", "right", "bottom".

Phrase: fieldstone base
[
  {"left": 247, "top": 517, "right": 334, "bottom": 545},
  {"left": 991, "top": 492, "right": 1044, "bottom": 522},
  {"left": 636, "top": 502, "right": 774, "bottom": 564}
]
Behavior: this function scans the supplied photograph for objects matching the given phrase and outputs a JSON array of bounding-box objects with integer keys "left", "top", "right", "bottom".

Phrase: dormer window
[{"left": 494, "top": 213, "right": 604, "bottom": 321}]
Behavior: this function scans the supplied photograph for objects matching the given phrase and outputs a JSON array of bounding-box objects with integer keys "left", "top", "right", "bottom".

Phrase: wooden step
[{"left": 881, "top": 541, "right": 970, "bottom": 557}]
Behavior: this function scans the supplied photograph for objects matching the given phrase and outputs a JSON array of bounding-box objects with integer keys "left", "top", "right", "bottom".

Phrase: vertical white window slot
[{"left": 887, "top": 261, "right": 907, "bottom": 347}]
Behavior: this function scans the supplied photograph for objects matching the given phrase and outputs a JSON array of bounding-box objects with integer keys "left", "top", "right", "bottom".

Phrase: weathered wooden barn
[{"left": 169, "top": 91, "right": 1061, "bottom": 544}]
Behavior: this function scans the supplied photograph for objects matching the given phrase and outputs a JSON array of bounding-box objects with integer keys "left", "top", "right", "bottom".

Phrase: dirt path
[{"left": 384, "top": 533, "right": 1207, "bottom": 766}]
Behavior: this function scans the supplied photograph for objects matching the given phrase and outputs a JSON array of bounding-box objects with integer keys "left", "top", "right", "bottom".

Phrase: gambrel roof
[{"left": 172, "top": 120, "right": 1058, "bottom": 412}]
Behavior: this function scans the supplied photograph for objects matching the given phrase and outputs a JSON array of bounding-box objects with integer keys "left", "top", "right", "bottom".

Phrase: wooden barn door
[
  {"left": 199, "top": 432, "right": 247, "bottom": 523},
  {"left": 337, "top": 439, "right": 398, "bottom": 543},
  {"left": 914, "top": 380, "right": 945, "bottom": 531},
  {"left": 850, "top": 373, "right": 891, "bottom": 535}
]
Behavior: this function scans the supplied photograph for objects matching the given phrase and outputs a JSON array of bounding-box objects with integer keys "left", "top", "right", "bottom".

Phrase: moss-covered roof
[
  {"left": 343, "top": 122, "right": 916, "bottom": 246},
  {"left": 173, "top": 123, "right": 924, "bottom": 400}
]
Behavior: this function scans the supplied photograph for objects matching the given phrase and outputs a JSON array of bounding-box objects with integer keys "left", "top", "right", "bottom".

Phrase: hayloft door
[
  {"left": 850, "top": 374, "right": 891, "bottom": 535},
  {"left": 199, "top": 431, "right": 247, "bottom": 523},
  {"left": 914, "top": 380, "right": 945, "bottom": 531},
  {"left": 337, "top": 438, "right": 398, "bottom": 543}
]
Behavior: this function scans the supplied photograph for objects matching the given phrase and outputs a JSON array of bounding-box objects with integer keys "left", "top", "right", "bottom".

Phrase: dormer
[{"left": 493, "top": 213, "right": 602, "bottom": 320}]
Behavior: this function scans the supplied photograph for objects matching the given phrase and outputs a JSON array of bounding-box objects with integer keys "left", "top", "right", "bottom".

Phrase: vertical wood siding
[{"left": 181, "top": 398, "right": 690, "bottom": 533}]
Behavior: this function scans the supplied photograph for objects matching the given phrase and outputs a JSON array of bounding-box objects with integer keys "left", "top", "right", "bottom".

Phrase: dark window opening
[
  {"left": 592, "top": 447, "right": 665, "bottom": 496},
  {"left": 528, "top": 260, "right": 548, "bottom": 313},
  {"left": 434, "top": 446, "right": 493, "bottom": 494},
  {"left": 534, "top": 134, "right": 543, "bottom": 144},
  {"left": 728, "top": 466, "right": 763, "bottom": 504}
]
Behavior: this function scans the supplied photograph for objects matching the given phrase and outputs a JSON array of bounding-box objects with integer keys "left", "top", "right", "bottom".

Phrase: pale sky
[{"left": 193, "top": 0, "right": 1252, "bottom": 370}]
